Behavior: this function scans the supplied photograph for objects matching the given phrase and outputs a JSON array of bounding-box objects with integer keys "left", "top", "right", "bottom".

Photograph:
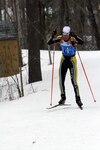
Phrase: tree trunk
[
  {"left": 0, "top": 0, "right": 2, "bottom": 20},
  {"left": 60, "top": 0, "right": 70, "bottom": 30},
  {"left": 86, "top": 0, "right": 100, "bottom": 49},
  {"left": 26, "top": 0, "right": 42, "bottom": 83}
]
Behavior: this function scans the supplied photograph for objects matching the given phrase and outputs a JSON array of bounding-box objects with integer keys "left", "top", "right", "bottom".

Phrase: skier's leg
[
  {"left": 59, "top": 56, "right": 68, "bottom": 104},
  {"left": 69, "top": 56, "right": 83, "bottom": 106}
]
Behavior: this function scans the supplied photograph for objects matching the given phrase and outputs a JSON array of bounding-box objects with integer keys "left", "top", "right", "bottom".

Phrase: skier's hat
[{"left": 62, "top": 26, "right": 70, "bottom": 35}]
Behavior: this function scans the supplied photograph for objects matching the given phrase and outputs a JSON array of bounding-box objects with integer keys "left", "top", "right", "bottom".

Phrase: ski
[
  {"left": 47, "top": 104, "right": 71, "bottom": 109},
  {"left": 76, "top": 103, "right": 83, "bottom": 110},
  {"left": 78, "top": 105, "right": 83, "bottom": 110},
  {"left": 47, "top": 103, "right": 83, "bottom": 110}
]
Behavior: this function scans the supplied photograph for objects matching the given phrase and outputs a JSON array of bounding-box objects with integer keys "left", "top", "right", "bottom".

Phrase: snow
[{"left": 0, "top": 50, "right": 100, "bottom": 150}]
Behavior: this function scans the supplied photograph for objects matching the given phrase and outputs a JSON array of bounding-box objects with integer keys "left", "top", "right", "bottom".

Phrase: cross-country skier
[{"left": 47, "top": 26, "right": 84, "bottom": 108}]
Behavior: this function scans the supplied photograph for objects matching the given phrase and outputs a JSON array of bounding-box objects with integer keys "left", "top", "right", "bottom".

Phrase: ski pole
[
  {"left": 77, "top": 50, "right": 96, "bottom": 102},
  {"left": 50, "top": 43, "right": 55, "bottom": 106}
]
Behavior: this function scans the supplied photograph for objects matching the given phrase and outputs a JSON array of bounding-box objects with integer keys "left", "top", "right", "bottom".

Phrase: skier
[{"left": 47, "top": 26, "right": 84, "bottom": 108}]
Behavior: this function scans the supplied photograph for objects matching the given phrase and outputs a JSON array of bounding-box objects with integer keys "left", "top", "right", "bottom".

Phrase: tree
[
  {"left": 26, "top": 0, "right": 43, "bottom": 83},
  {"left": 86, "top": 0, "right": 100, "bottom": 49},
  {"left": 59, "top": 0, "right": 70, "bottom": 29},
  {"left": 0, "top": 0, "right": 2, "bottom": 20}
]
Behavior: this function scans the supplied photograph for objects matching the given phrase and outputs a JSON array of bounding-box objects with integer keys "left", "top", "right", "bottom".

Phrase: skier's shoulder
[
  {"left": 70, "top": 36, "right": 76, "bottom": 41},
  {"left": 57, "top": 35, "right": 62, "bottom": 39},
  {"left": 70, "top": 35, "right": 84, "bottom": 45}
]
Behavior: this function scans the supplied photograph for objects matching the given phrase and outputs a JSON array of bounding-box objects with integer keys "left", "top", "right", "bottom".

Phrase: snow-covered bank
[{"left": 0, "top": 50, "right": 100, "bottom": 150}]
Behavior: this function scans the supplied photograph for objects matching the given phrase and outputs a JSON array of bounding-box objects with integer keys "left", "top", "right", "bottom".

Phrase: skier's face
[{"left": 62, "top": 33, "right": 70, "bottom": 41}]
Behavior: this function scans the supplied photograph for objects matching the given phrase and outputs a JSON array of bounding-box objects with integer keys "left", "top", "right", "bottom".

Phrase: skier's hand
[
  {"left": 52, "top": 29, "right": 57, "bottom": 38},
  {"left": 70, "top": 32, "right": 77, "bottom": 38}
]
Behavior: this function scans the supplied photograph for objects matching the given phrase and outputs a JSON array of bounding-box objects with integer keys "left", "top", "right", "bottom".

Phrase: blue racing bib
[{"left": 60, "top": 45, "right": 76, "bottom": 56}]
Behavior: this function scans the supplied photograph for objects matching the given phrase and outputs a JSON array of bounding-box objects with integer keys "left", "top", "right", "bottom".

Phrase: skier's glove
[
  {"left": 70, "top": 32, "right": 77, "bottom": 38},
  {"left": 52, "top": 29, "right": 57, "bottom": 38}
]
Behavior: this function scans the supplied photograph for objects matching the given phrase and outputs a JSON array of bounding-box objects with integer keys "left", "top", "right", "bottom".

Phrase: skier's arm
[
  {"left": 47, "top": 37, "right": 60, "bottom": 45},
  {"left": 70, "top": 32, "right": 84, "bottom": 45},
  {"left": 47, "top": 29, "right": 61, "bottom": 45},
  {"left": 75, "top": 36, "right": 84, "bottom": 45}
]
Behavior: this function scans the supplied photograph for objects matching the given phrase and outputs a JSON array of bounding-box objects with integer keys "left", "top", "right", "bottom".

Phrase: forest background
[{"left": 0, "top": 0, "right": 100, "bottom": 101}]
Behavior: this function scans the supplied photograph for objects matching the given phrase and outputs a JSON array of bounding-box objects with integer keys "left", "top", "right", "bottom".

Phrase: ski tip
[{"left": 79, "top": 106, "right": 83, "bottom": 110}]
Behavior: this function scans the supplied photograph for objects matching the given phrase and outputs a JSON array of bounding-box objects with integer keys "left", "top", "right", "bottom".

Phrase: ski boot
[
  {"left": 58, "top": 94, "right": 66, "bottom": 105},
  {"left": 76, "top": 96, "right": 83, "bottom": 109}
]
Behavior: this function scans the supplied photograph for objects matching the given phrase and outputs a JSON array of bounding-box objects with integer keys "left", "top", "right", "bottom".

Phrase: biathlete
[{"left": 47, "top": 26, "right": 84, "bottom": 108}]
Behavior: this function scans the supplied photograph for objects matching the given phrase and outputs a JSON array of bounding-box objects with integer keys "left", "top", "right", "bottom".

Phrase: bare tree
[
  {"left": 86, "top": 0, "right": 100, "bottom": 49},
  {"left": 26, "top": 0, "right": 43, "bottom": 83},
  {"left": 0, "top": 0, "right": 2, "bottom": 20},
  {"left": 59, "top": 0, "right": 70, "bottom": 29}
]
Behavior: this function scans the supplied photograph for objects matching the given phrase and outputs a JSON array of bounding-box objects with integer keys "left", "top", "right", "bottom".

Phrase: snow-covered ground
[{"left": 0, "top": 50, "right": 100, "bottom": 150}]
